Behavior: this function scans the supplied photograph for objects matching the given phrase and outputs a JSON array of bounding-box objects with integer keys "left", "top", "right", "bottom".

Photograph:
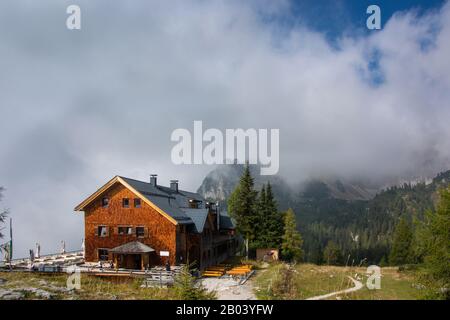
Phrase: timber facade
[{"left": 75, "top": 175, "right": 237, "bottom": 270}]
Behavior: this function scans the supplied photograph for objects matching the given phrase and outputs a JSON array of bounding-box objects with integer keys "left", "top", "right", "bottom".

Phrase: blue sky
[{"left": 259, "top": 0, "right": 447, "bottom": 42}]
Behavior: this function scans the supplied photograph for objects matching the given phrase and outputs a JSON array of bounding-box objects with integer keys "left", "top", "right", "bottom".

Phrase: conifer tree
[
  {"left": 323, "top": 240, "right": 341, "bottom": 265},
  {"left": 173, "top": 264, "right": 216, "bottom": 300},
  {"left": 281, "top": 208, "right": 304, "bottom": 262},
  {"left": 253, "top": 184, "right": 267, "bottom": 248},
  {"left": 389, "top": 216, "right": 413, "bottom": 265},
  {"left": 228, "top": 163, "right": 258, "bottom": 255},
  {"left": 417, "top": 188, "right": 450, "bottom": 299},
  {"left": 261, "top": 182, "right": 284, "bottom": 248}
]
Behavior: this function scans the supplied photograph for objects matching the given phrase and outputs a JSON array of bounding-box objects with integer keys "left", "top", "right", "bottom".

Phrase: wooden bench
[
  {"left": 202, "top": 271, "right": 223, "bottom": 277},
  {"left": 230, "top": 267, "right": 251, "bottom": 271},
  {"left": 205, "top": 268, "right": 226, "bottom": 273},
  {"left": 226, "top": 270, "right": 249, "bottom": 276}
]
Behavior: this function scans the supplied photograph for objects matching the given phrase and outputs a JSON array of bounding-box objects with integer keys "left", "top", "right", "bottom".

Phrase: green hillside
[
  {"left": 198, "top": 165, "right": 450, "bottom": 266},
  {"left": 295, "top": 171, "right": 450, "bottom": 264}
]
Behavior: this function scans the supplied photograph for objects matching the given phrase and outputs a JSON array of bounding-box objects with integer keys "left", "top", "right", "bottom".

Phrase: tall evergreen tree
[
  {"left": 323, "top": 240, "right": 341, "bottom": 265},
  {"left": 264, "top": 182, "right": 284, "bottom": 248},
  {"left": 253, "top": 184, "right": 267, "bottom": 248},
  {"left": 417, "top": 188, "right": 450, "bottom": 299},
  {"left": 227, "top": 163, "right": 258, "bottom": 255},
  {"left": 389, "top": 216, "right": 413, "bottom": 265},
  {"left": 281, "top": 208, "right": 304, "bottom": 262}
]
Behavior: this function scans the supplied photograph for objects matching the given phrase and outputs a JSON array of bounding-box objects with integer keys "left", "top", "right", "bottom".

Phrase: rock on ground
[
  {"left": 0, "top": 289, "right": 25, "bottom": 300},
  {"left": 21, "top": 287, "right": 55, "bottom": 299}
]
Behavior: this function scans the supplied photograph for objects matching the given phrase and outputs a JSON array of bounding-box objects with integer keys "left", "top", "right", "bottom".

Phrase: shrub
[{"left": 173, "top": 264, "right": 216, "bottom": 300}]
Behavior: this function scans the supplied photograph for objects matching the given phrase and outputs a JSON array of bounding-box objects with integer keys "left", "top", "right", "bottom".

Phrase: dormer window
[
  {"left": 101, "top": 197, "right": 109, "bottom": 208},
  {"left": 189, "top": 199, "right": 199, "bottom": 209},
  {"left": 122, "top": 198, "right": 130, "bottom": 208}
]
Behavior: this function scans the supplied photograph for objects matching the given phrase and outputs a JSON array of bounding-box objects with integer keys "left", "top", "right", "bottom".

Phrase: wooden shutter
[
  {"left": 105, "top": 226, "right": 110, "bottom": 237},
  {"left": 94, "top": 225, "right": 98, "bottom": 237},
  {"left": 144, "top": 227, "right": 149, "bottom": 238}
]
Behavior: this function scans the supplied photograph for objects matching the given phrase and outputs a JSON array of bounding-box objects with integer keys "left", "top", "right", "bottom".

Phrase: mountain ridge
[
  {"left": 196, "top": 164, "right": 381, "bottom": 205},
  {"left": 197, "top": 164, "right": 450, "bottom": 264}
]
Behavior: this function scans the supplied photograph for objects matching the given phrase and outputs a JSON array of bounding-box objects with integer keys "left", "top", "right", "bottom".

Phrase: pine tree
[
  {"left": 389, "top": 216, "right": 413, "bottom": 266},
  {"left": 254, "top": 183, "right": 284, "bottom": 249},
  {"left": 323, "top": 241, "right": 341, "bottom": 265},
  {"left": 227, "top": 163, "right": 258, "bottom": 254},
  {"left": 173, "top": 264, "right": 216, "bottom": 300},
  {"left": 417, "top": 188, "right": 450, "bottom": 299},
  {"left": 253, "top": 184, "right": 267, "bottom": 248},
  {"left": 264, "top": 182, "right": 284, "bottom": 248},
  {"left": 281, "top": 208, "right": 304, "bottom": 262},
  {"left": 379, "top": 255, "right": 388, "bottom": 267}
]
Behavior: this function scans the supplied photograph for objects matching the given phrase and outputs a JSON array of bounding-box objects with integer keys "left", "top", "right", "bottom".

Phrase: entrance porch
[{"left": 109, "top": 241, "right": 155, "bottom": 270}]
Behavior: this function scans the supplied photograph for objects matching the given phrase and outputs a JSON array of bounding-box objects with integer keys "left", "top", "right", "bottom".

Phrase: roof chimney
[
  {"left": 150, "top": 174, "right": 157, "bottom": 187},
  {"left": 170, "top": 180, "right": 179, "bottom": 192}
]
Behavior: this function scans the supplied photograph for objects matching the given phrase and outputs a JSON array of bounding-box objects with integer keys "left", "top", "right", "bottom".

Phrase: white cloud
[{"left": 0, "top": 0, "right": 449, "bottom": 257}]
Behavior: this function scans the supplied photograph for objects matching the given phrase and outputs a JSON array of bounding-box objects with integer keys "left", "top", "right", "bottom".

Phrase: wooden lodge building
[{"left": 75, "top": 175, "right": 237, "bottom": 270}]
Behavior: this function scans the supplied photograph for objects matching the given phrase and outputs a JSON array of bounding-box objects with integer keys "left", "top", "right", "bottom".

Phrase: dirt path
[{"left": 306, "top": 276, "right": 363, "bottom": 300}]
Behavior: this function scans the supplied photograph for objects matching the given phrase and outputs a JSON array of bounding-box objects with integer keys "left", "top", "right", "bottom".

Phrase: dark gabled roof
[
  {"left": 120, "top": 176, "right": 174, "bottom": 198},
  {"left": 109, "top": 241, "right": 155, "bottom": 254},
  {"left": 219, "top": 211, "right": 235, "bottom": 229},
  {"left": 121, "top": 175, "right": 235, "bottom": 231},
  {"left": 143, "top": 194, "right": 192, "bottom": 224},
  {"left": 75, "top": 175, "right": 236, "bottom": 233},
  {"left": 120, "top": 176, "right": 205, "bottom": 224},
  {"left": 181, "top": 208, "right": 209, "bottom": 233}
]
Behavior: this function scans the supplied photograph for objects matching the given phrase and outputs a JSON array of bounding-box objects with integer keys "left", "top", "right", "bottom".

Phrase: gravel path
[{"left": 200, "top": 277, "right": 257, "bottom": 300}]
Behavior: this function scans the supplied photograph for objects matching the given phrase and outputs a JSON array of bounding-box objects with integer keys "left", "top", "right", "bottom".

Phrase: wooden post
[{"left": 245, "top": 238, "right": 249, "bottom": 260}]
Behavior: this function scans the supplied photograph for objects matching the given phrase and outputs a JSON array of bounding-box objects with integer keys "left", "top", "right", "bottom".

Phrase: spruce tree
[
  {"left": 323, "top": 240, "right": 341, "bottom": 265},
  {"left": 389, "top": 216, "right": 413, "bottom": 265},
  {"left": 264, "top": 182, "right": 284, "bottom": 248},
  {"left": 379, "top": 255, "right": 388, "bottom": 267},
  {"left": 281, "top": 208, "right": 304, "bottom": 262},
  {"left": 227, "top": 163, "right": 258, "bottom": 255},
  {"left": 418, "top": 188, "right": 450, "bottom": 298},
  {"left": 173, "top": 264, "right": 216, "bottom": 300},
  {"left": 253, "top": 185, "right": 267, "bottom": 248}
]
